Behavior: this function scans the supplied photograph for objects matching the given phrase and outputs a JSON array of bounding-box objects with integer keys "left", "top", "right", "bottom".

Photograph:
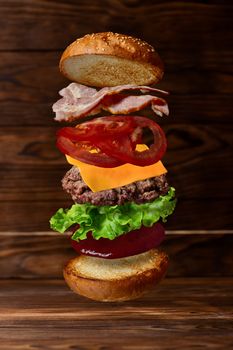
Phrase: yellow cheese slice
[{"left": 66, "top": 145, "right": 167, "bottom": 192}]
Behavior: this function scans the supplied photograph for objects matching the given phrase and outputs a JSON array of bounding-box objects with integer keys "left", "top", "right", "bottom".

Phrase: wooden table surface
[
  {"left": 1, "top": 230, "right": 232, "bottom": 349},
  {"left": 0, "top": 278, "right": 232, "bottom": 350}
]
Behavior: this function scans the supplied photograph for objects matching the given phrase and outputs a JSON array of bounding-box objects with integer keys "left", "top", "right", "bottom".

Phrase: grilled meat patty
[{"left": 62, "top": 166, "right": 169, "bottom": 206}]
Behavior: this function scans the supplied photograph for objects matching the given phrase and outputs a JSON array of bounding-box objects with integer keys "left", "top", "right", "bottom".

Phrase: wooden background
[
  {"left": 0, "top": 0, "right": 233, "bottom": 279},
  {"left": 0, "top": 2, "right": 233, "bottom": 349}
]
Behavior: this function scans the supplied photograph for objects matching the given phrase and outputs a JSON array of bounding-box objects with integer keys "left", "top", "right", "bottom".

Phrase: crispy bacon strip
[{"left": 53, "top": 83, "right": 169, "bottom": 122}]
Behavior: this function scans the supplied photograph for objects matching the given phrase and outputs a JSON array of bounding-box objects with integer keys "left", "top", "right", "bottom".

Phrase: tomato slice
[
  {"left": 56, "top": 115, "right": 166, "bottom": 167},
  {"left": 58, "top": 116, "right": 135, "bottom": 142},
  {"left": 130, "top": 126, "right": 143, "bottom": 147},
  {"left": 71, "top": 223, "right": 165, "bottom": 259},
  {"left": 95, "top": 116, "right": 167, "bottom": 166},
  {"left": 56, "top": 135, "right": 124, "bottom": 167}
]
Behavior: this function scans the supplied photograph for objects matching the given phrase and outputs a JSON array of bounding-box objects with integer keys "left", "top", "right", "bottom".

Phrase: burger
[{"left": 50, "top": 32, "right": 176, "bottom": 301}]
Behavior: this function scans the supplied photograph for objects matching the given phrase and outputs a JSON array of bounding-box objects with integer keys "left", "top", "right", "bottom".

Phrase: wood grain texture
[
  {"left": 0, "top": 156, "right": 232, "bottom": 202},
  {"left": 1, "top": 0, "right": 232, "bottom": 52},
  {"left": 0, "top": 199, "right": 232, "bottom": 232},
  {"left": 2, "top": 93, "right": 232, "bottom": 127},
  {"left": 1, "top": 124, "right": 231, "bottom": 166},
  {"left": 0, "top": 232, "right": 232, "bottom": 279},
  {"left": 0, "top": 278, "right": 232, "bottom": 349},
  {"left": 0, "top": 3, "right": 232, "bottom": 349},
  {"left": 1, "top": 51, "right": 232, "bottom": 126},
  {"left": 0, "top": 123, "right": 232, "bottom": 231},
  {"left": 0, "top": 1, "right": 232, "bottom": 231}
]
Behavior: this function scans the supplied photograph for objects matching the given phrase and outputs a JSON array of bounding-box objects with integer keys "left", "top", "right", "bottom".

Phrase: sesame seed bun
[
  {"left": 60, "top": 32, "right": 164, "bottom": 87},
  {"left": 63, "top": 249, "right": 168, "bottom": 302}
]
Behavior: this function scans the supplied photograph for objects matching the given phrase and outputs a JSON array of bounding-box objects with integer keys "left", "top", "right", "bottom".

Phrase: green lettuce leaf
[{"left": 50, "top": 187, "right": 176, "bottom": 241}]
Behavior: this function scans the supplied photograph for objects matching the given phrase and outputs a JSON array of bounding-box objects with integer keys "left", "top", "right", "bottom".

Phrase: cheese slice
[{"left": 66, "top": 145, "right": 167, "bottom": 192}]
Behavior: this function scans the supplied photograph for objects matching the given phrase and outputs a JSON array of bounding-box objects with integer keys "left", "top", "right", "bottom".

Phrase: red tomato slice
[
  {"left": 58, "top": 116, "right": 135, "bottom": 142},
  {"left": 95, "top": 116, "right": 167, "bottom": 166},
  {"left": 71, "top": 223, "right": 165, "bottom": 259},
  {"left": 56, "top": 115, "right": 166, "bottom": 167},
  {"left": 56, "top": 135, "right": 124, "bottom": 167},
  {"left": 130, "top": 126, "right": 143, "bottom": 147}
]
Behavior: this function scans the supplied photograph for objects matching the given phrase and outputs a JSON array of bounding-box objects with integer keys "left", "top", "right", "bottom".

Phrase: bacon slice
[
  {"left": 102, "top": 94, "right": 169, "bottom": 117},
  {"left": 53, "top": 83, "right": 169, "bottom": 122}
]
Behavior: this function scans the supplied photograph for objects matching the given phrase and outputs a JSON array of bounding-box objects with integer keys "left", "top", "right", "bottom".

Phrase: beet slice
[{"left": 71, "top": 223, "right": 165, "bottom": 259}]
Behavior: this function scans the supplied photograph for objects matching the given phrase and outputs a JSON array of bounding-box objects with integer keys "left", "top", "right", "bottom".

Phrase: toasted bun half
[
  {"left": 63, "top": 249, "right": 168, "bottom": 302},
  {"left": 60, "top": 32, "right": 164, "bottom": 87}
]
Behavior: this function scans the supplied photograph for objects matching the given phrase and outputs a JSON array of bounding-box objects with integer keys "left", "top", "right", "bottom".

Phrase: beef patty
[{"left": 62, "top": 166, "right": 169, "bottom": 206}]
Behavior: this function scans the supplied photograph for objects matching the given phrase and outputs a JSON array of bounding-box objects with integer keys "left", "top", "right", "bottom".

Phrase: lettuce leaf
[{"left": 50, "top": 187, "right": 176, "bottom": 241}]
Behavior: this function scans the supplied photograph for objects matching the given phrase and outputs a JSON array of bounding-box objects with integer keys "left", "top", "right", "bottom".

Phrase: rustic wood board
[
  {"left": 0, "top": 122, "right": 232, "bottom": 230},
  {"left": 0, "top": 231, "right": 232, "bottom": 279},
  {"left": 0, "top": 278, "right": 232, "bottom": 349},
  {"left": 1, "top": 51, "right": 232, "bottom": 127},
  {"left": 1, "top": 198, "right": 232, "bottom": 232},
  {"left": 0, "top": 1, "right": 232, "bottom": 232},
  {"left": 1, "top": 1, "right": 232, "bottom": 51},
  {"left": 0, "top": 123, "right": 232, "bottom": 198},
  {"left": 1, "top": 3, "right": 232, "bottom": 348}
]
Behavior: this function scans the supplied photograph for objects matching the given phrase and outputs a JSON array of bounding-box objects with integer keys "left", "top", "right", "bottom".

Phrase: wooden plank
[
  {"left": 0, "top": 232, "right": 232, "bottom": 278},
  {"left": 0, "top": 126, "right": 61, "bottom": 165},
  {"left": 0, "top": 278, "right": 232, "bottom": 349},
  {"left": 0, "top": 123, "right": 231, "bottom": 201},
  {"left": 0, "top": 332, "right": 232, "bottom": 350},
  {"left": 1, "top": 155, "right": 232, "bottom": 201},
  {"left": 2, "top": 94, "right": 232, "bottom": 126},
  {"left": 0, "top": 195, "right": 232, "bottom": 232},
  {"left": 0, "top": 124, "right": 232, "bottom": 166},
  {"left": 0, "top": 51, "right": 232, "bottom": 126},
  {"left": 0, "top": 122, "right": 231, "bottom": 230},
  {"left": 1, "top": 0, "right": 232, "bottom": 55},
  {"left": 1, "top": 51, "right": 232, "bottom": 99},
  {"left": 0, "top": 165, "right": 68, "bottom": 201},
  {"left": 0, "top": 198, "right": 231, "bottom": 232}
]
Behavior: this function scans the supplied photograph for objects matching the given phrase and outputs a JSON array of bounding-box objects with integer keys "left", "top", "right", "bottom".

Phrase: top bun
[{"left": 60, "top": 32, "right": 164, "bottom": 87}]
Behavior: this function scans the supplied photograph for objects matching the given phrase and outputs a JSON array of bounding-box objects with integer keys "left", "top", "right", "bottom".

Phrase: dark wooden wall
[
  {"left": 0, "top": 1, "right": 233, "bottom": 278},
  {"left": 1, "top": 0, "right": 233, "bottom": 232}
]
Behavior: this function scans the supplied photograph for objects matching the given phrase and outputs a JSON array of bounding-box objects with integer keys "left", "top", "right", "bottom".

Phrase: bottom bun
[{"left": 63, "top": 249, "right": 168, "bottom": 302}]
